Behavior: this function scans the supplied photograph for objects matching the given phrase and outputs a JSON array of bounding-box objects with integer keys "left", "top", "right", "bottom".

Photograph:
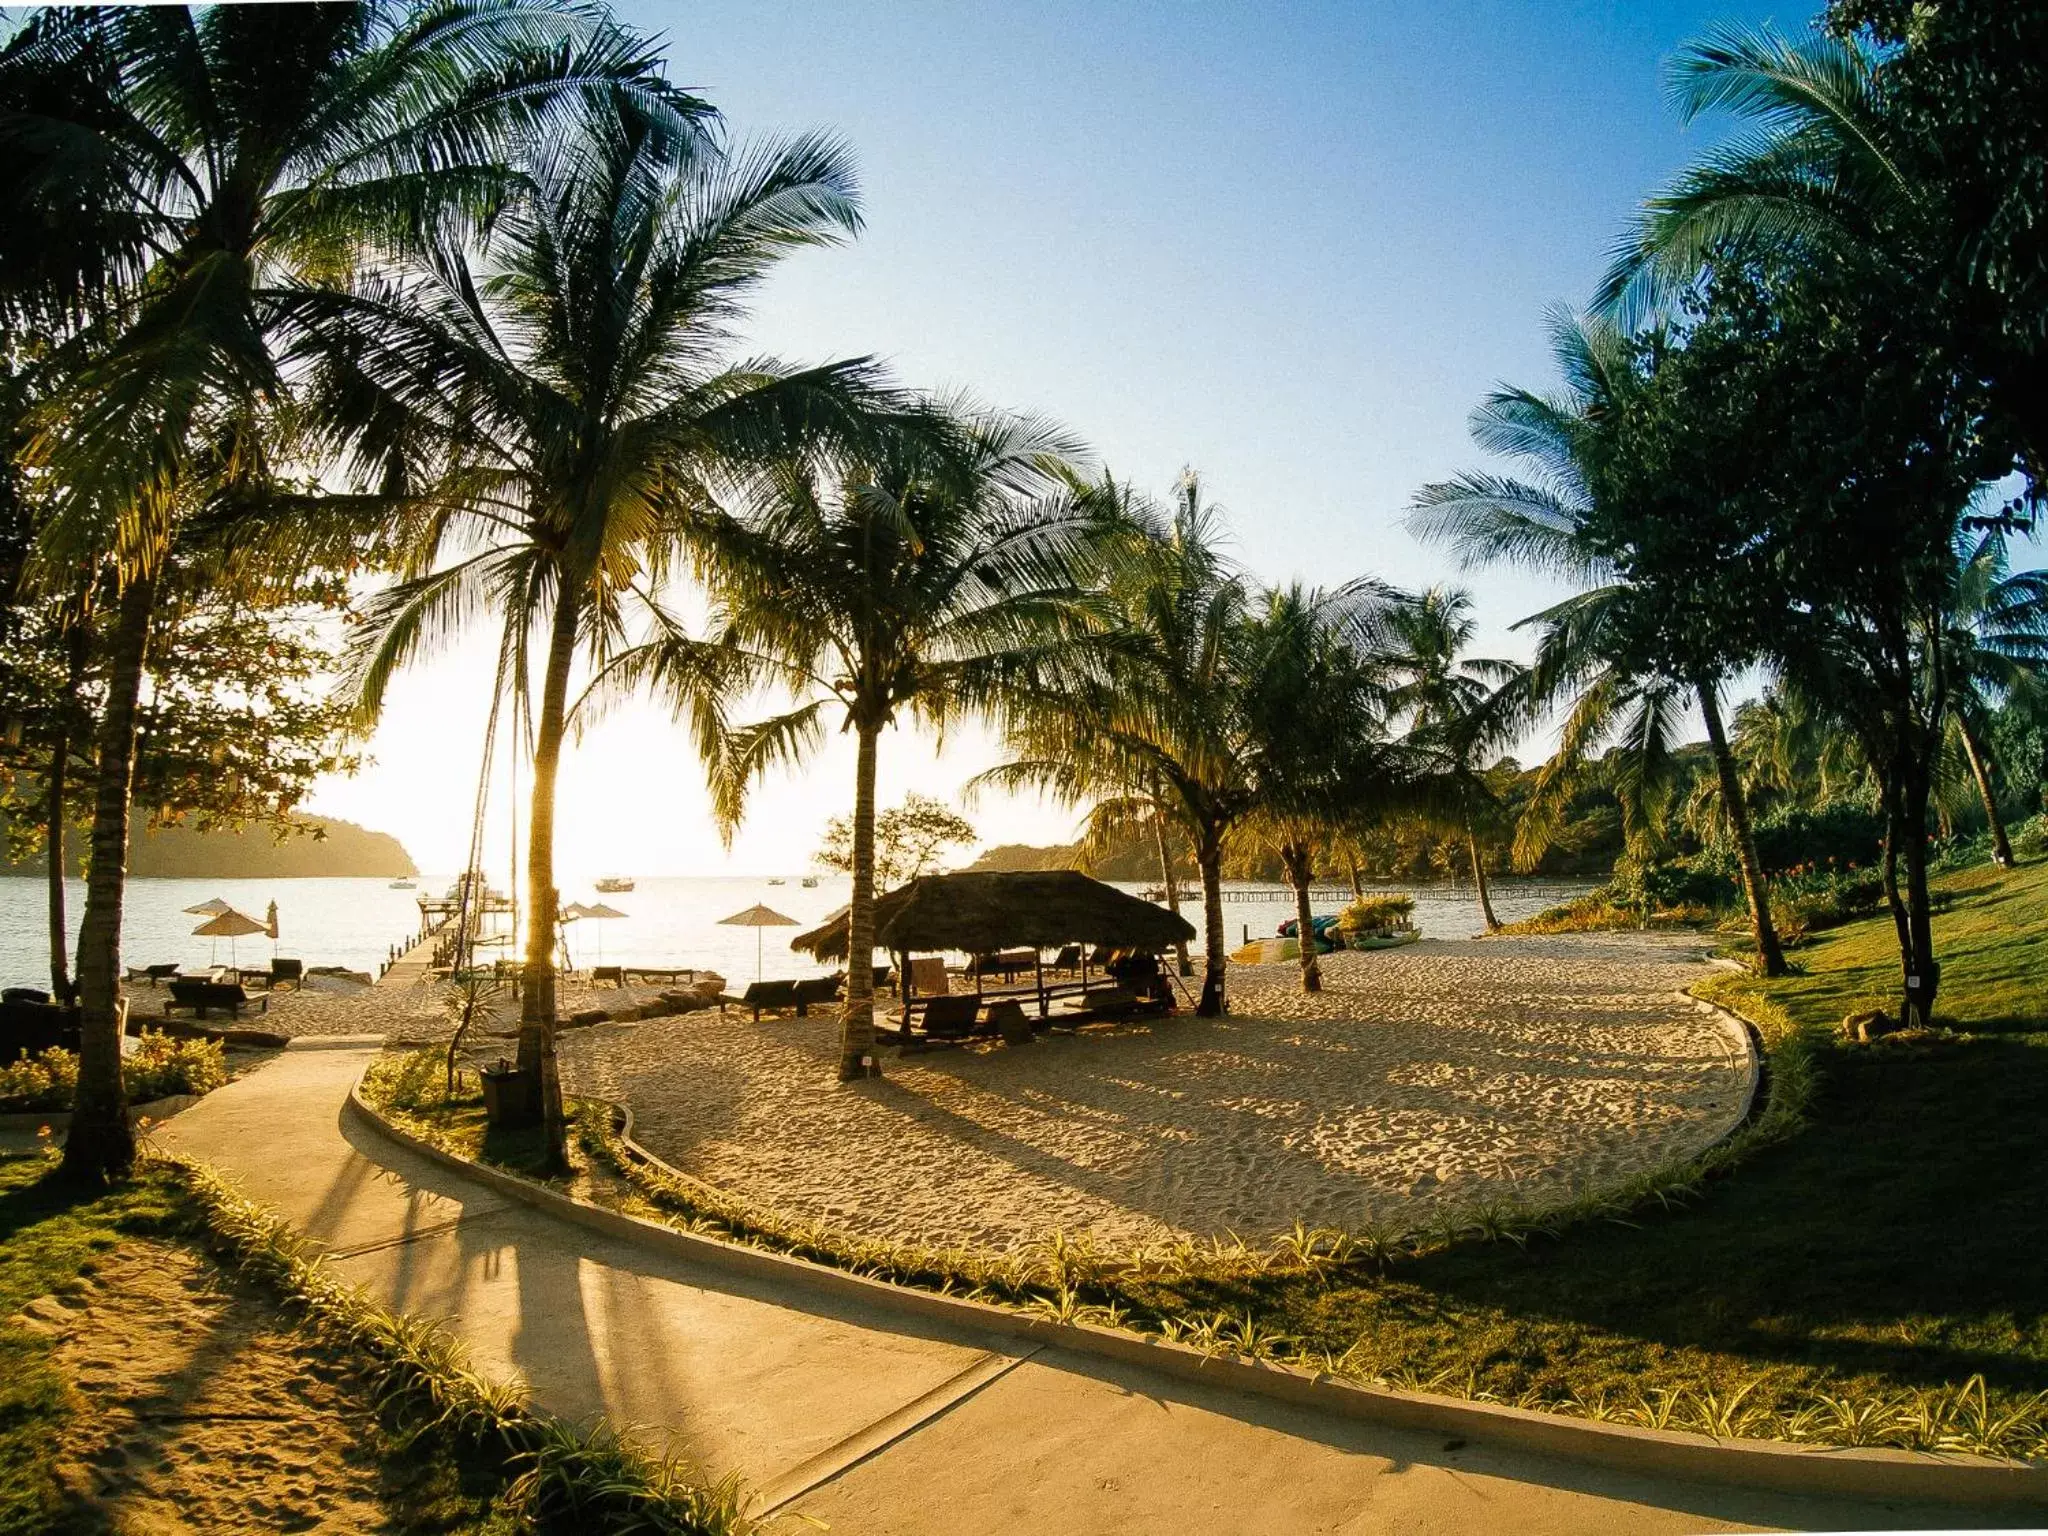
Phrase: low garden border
[{"left": 347, "top": 1065, "right": 2044, "bottom": 1511}]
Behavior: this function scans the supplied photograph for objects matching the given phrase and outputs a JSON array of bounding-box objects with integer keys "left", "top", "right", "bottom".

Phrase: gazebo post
[{"left": 1035, "top": 950, "right": 1046, "bottom": 1019}]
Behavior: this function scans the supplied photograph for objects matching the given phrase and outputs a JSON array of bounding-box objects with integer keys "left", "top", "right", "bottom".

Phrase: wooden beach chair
[
  {"left": 725, "top": 979, "right": 802, "bottom": 1021},
  {"left": 917, "top": 993, "right": 981, "bottom": 1043},
  {"left": 792, "top": 975, "right": 842, "bottom": 1016},
  {"left": 908, "top": 957, "right": 951, "bottom": 996},
  {"left": 268, "top": 958, "right": 304, "bottom": 991},
  {"left": 163, "top": 979, "right": 269, "bottom": 1020},
  {"left": 123, "top": 963, "right": 181, "bottom": 988}
]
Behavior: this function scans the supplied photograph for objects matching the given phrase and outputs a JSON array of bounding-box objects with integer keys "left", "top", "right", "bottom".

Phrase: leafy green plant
[
  {"left": 0, "top": 1034, "right": 226, "bottom": 1113},
  {"left": 1336, "top": 894, "right": 1414, "bottom": 934}
]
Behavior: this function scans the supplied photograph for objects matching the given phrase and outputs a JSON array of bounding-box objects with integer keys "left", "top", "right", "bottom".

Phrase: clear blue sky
[
  {"left": 337, "top": 0, "right": 2012, "bottom": 875},
  {"left": 614, "top": 0, "right": 1796, "bottom": 642}
]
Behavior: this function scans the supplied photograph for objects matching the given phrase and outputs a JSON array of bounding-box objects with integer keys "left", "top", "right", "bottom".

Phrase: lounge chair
[
  {"left": 592, "top": 965, "right": 625, "bottom": 987},
  {"left": 908, "top": 957, "right": 950, "bottom": 996},
  {"left": 918, "top": 993, "right": 982, "bottom": 1043},
  {"left": 163, "top": 979, "right": 269, "bottom": 1020},
  {"left": 986, "top": 998, "right": 1033, "bottom": 1046},
  {"left": 123, "top": 963, "right": 182, "bottom": 988},
  {"left": 1049, "top": 944, "right": 1082, "bottom": 974},
  {"left": 725, "top": 979, "right": 802, "bottom": 1021},
  {"left": 0, "top": 998, "right": 79, "bottom": 1063},
  {"left": 793, "top": 975, "right": 842, "bottom": 1016},
  {"left": 268, "top": 958, "right": 304, "bottom": 991}
]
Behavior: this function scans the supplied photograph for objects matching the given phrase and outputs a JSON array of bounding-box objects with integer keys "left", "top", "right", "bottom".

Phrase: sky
[{"left": 310, "top": 0, "right": 1843, "bottom": 878}]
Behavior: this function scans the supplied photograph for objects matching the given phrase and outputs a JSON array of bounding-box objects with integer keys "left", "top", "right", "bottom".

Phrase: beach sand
[
  {"left": 553, "top": 933, "right": 1754, "bottom": 1252},
  {"left": 138, "top": 933, "right": 1751, "bottom": 1252}
]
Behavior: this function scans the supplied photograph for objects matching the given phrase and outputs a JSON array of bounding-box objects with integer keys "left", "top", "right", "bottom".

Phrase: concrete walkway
[{"left": 153, "top": 1049, "right": 2019, "bottom": 1534}]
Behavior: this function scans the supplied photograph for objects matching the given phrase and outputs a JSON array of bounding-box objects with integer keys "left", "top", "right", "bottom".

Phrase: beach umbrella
[
  {"left": 578, "top": 901, "right": 627, "bottom": 964},
  {"left": 717, "top": 902, "right": 797, "bottom": 982},
  {"left": 183, "top": 896, "right": 233, "bottom": 916},
  {"left": 192, "top": 908, "right": 266, "bottom": 970},
  {"left": 265, "top": 900, "right": 280, "bottom": 957}
]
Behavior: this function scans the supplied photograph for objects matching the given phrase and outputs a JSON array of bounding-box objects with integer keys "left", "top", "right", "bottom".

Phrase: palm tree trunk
[
  {"left": 1282, "top": 840, "right": 1321, "bottom": 993},
  {"left": 840, "top": 718, "right": 883, "bottom": 1080},
  {"left": 1697, "top": 683, "right": 1787, "bottom": 977},
  {"left": 1150, "top": 805, "right": 1191, "bottom": 976},
  {"left": 46, "top": 726, "right": 71, "bottom": 1000},
  {"left": 1346, "top": 855, "right": 1364, "bottom": 902},
  {"left": 1466, "top": 826, "right": 1501, "bottom": 934},
  {"left": 1956, "top": 713, "right": 2014, "bottom": 867},
  {"left": 62, "top": 571, "right": 155, "bottom": 1185},
  {"left": 1195, "top": 826, "right": 1227, "bottom": 1017},
  {"left": 517, "top": 580, "right": 579, "bottom": 1172},
  {"left": 1899, "top": 745, "right": 1940, "bottom": 1029}
]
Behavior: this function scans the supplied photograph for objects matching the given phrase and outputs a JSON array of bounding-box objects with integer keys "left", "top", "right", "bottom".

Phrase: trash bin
[{"left": 479, "top": 1060, "right": 539, "bottom": 1129}]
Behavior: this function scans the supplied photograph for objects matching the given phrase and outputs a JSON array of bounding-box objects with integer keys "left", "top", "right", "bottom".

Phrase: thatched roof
[{"left": 790, "top": 871, "right": 1195, "bottom": 961}]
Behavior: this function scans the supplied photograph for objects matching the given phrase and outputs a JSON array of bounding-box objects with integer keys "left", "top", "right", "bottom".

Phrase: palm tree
[
  {"left": 1407, "top": 313, "right": 1789, "bottom": 975},
  {"left": 0, "top": 3, "right": 693, "bottom": 1182},
  {"left": 1943, "top": 527, "right": 2048, "bottom": 867},
  {"left": 297, "top": 115, "right": 902, "bottom": 1163},
  {"left": 1383, "top": 585, "right": 1525, "bottom": 932},
  {"left": 606, "top": 409, "right": 1095, "bottom": 1081},
  {"left": 1235, "top": 580, "right": 1412, "bottom": 992},
  {"left": 1596, "top": 20, "right": 2042, "bottom": 478},
  {"left": 989, "top": 471, "right": 1254, "bottom": 1016}
]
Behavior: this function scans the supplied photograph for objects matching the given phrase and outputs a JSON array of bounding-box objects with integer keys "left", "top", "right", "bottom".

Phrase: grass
[
  {"left": 367, "top": 859, "right": 2048, "bottom": 1460},
  {"left": 0, "top": 1149, "right": 746, "bottom": 1534}
]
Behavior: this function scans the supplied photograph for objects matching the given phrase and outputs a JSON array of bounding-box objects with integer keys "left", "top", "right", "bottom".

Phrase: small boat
[
  {"left": 800, "top": 876, "right": 819, "bottom": 888},
  {"left": 595, "top": 874, "right": 635, "bottom": 893},
  {"left": 767, "top": 877, "right": 786, "bottom": 886},
  {"left": 388, "top": 878, "right": 417, "bottom": 890}
]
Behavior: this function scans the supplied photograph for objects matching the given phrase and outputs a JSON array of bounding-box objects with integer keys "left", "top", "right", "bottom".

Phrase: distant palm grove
[{"left": 1, "top": 1, "right": 2042, "bottom": 1183}]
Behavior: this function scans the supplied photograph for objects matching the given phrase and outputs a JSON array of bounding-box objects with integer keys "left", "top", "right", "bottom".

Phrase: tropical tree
[
  {"left": 1382, "top": 585, "right": 1526, "bottom": 932},
  {"left": 1408, "top": 310, "right": 1790, "bottom": 974},
  {"left": 1942, "top": 526, "right": 2048, "bottom": 867},
  {"left": 297, "top": 111, "right": 903, "bottom": 1164},
  {"left": 605, "top": 408, "right": 1095, "bottom": 1081},
  {"left": 1234, "top": 580, "right": 1413, "bottom": 992},
  {"left": 816, "top": 793, "right": 977, "bottom": 889},
  {"left": 0, "top": 1, "right": 694, "bottom": 1182},
  {"left": 1599, "top": 15, "right": 2045, "bottom": 488},
  {"left": 987, "top": 470, "right": 1253, "bottom": 1016}
]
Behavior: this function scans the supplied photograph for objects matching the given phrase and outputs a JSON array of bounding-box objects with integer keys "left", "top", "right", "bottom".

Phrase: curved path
[{"left": 151, "top": 1044, "right": 2018, "bottom": 1534}]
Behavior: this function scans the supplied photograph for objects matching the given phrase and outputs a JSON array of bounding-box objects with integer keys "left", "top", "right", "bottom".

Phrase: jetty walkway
[{"left": 147, "top": 1046, "right": 2012, "bottom": 1534}]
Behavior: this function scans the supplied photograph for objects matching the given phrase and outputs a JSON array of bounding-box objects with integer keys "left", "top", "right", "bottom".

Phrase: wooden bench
[{"left": 620, "top": 966, "right": 699, "bottom": 985}]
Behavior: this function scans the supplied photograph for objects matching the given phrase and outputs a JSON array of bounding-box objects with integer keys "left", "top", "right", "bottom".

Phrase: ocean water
[{"left": 0, "top": 872, "right": 1599, "bottom": 990}]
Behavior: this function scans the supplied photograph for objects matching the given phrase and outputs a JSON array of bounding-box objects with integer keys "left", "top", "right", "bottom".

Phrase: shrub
[
  {"left": 1771, "top": 861, "right": 1886, "bottom": 933},
  {"left": 0, "top": 1034, "right": 226, "bottom": 1113},
  {"left": 1751, "top": 802, "right": 1886, "bottom": 873},
  {"left": 0, "top": 1046, "right": 78, "bottom": 1112},
  {"left": 1337, "top": 895, "right": 1415, "bottom": 934},
  {"left": 2013, "top": 814, "right": 2048, "bottom": 858}
]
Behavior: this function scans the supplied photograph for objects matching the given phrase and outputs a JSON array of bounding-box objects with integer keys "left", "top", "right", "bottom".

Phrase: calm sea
[{"left": 0, "top": 873, "right": 1599, "bottom": 990}]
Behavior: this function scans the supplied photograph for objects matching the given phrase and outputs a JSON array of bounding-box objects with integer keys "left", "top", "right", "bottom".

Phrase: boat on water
[
  {"left": 800, "top": 876, "right": 819, "bottom": 888},
  {"left": 767, "top": 877, "right": 786, "bottom": 886},
  {"left": 388, "top": 878, "right": 417, "bottom": 890},
  {"left": 594, "top": 874, "right": 635, "bottom": 893}
]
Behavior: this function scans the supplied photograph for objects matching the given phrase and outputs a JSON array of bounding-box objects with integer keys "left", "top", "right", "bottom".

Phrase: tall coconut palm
[
  {"left": 1942, "top": 527, "right": 2048, "bottom": 867},
  {"left": 1407, "top": 313, "right": 1789, "bottom": 974},
  {"left": 1383, "top": 585, "right": 1526, "bottom": 932},
  {"left": 1235, "top": 580, "right": 1413, "bottom": 993},
  {"left": 601, "top": 408, "right": 1095, "bottom": 1081},
  {"left": 1596, "top": 20, "right": 2043, "bottom": 478},
  {"left": 292, "top": 113, "right": 899, "bottom": 1163},
  {"left": 0, "top": 1, "right": 692, "bottom": 1182},
  {"left": 987, "top": 470, "right": 1254, "bottom": 1016}
]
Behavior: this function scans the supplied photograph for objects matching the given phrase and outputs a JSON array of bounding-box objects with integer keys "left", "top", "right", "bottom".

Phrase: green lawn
[{"left": 1141, "top": 857, "right": 2048, "bottom": 1431}]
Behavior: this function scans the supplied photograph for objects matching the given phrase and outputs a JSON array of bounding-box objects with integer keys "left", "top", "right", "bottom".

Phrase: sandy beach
[
  {"left": 552, "top": 932, "right": 1754, "bottom": 1252},
  {"left": 133, "top": 933, "right": 1752, "bottom": 1252}
]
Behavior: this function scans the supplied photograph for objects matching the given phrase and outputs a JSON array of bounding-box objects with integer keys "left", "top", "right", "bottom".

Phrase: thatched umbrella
[
  {"left": 719, "top": 902, "right": 797, "bottom": 982},
  {"left": 192, "top": 908, "right": 266, "bottom": 970},
  {"left": 792, "top": 870, "right": 1194, "bottom": 1006}
]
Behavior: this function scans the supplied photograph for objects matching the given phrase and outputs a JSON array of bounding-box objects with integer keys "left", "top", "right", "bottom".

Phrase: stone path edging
[
  {"left": 346, "top": 1071, "right": 2044, "bottom": 1510},
  {"left": 0, "top": 1092, "right": 198, "bottom": 1135}
]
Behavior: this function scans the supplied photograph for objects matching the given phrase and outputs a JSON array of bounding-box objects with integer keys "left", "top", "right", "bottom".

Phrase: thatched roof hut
[{"left": 790, "top": 871, "right": 1195, "bottom": 961}]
